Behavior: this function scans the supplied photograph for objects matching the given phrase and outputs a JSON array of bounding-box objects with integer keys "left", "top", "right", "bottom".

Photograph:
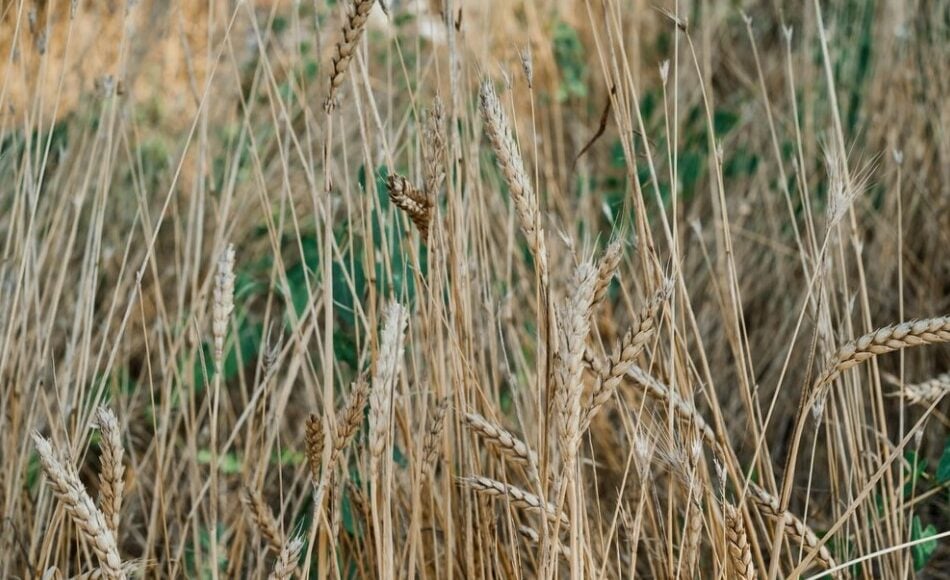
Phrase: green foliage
[
  {"left": 937, "top": 436, "right": 950, "bottom": 484},
  {"left": 553, "top": 21, "right": 587, "bottom": 102},
  {"left": 910, "top": 516, "right": 937, "bottom": 571}
]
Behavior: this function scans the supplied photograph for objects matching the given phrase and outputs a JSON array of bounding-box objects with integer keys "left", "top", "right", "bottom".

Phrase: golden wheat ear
[
  {"left": 93, "top": 406, "right": 125, "bottom": 537},
  {"left": 325, "top": 0, "right": 377, "bottom": 112},
  {"left": 33, "top": 433, "right": 126, "bottom": 580}
]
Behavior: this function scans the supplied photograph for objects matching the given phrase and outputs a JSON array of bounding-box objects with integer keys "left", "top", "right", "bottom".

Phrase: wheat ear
[
  {"left": 747, "top": 482, "right": 836, "bottom": 570},
  {"left": 325, "top": 0, "right": 376, "bottom": 111},
  {"left": 386, "top": 173, "right": 433, "bottom": 241},
  {"left": 592, "top": 238, "right": 622, "bottom": 310},
  {"left": 333, "top": 379, "right": 370, "bottom": 462},
  {"left": 815, "top": 316, "right": 950, "bottom": 395},
  {"left": 584, "top": 282, "right": 670, "bottom": 428},
  {"left": 625, "top": 366, "right": 718, "bottom": 450},
  {"left": 891, "top": 371, "right": 950, "bottom": 406},
  {"left": 268, "top": 535, "right": 304, "bottom": 580},
  {"left": 212, "top": 244, "right": 235, "bottom": 370},
  {"left": 422, "top": 396, "right": 450, "bottom": 472},
  {"left": 422, "top": 98, "right": 446, "bottom": 198},
  {"left": 93, "top": 407, "right": 124, "bottom": 537},
  {"left": 243, "top": 486, "right": 285, "bottom": 553},
  {"left": 724, "top": 501, "right": 756, "bottom": 580},
  {"left": 461, "top": 475, "right": 568, "bottom": 526},
  {"left": 517, "top": 525, "right": 570, "bottom": 560},
  {"left": 555, "top": 261, "right": 598, "bottom": 462},
  {"left": 304, "top": 414, "right": 324, "bottom": 484},
  {"left": 369, "top": 302, "right": 408, "bottom": 467},
  {"left": 478, "top": 80, "right": 547, "bottom": 264},
  {"left": 33, "top": 434, "right": 125, "bottom": 580},
  {"left": 463, "top": 412, "right": 539, "bottom": 482}
]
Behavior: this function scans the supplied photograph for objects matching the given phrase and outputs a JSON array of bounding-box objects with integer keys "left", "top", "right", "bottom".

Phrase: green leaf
[
  {"left": 937, "top": 436, "right": 950, "bottom": 484},
  {"left": 911, "top": 516, "right": 937, "bottom": 571}
]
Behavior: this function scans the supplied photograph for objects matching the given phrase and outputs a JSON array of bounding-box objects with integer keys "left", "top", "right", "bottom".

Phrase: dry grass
[{"left": 1, "top": 0, "right": 948, "bottom": 578}]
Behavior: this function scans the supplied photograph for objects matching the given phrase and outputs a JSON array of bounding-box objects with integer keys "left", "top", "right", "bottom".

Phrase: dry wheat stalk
[
  {"left": 33, "top": 434, "right": 125, "bottom": 580},
  {"left": 243, "top": 486, "right": 285, "bottom": 553},
  {"left": 815, "top": 316, "right": 950, "bottom": 395},
  {"left": 748, "top": 482, "right": 836, "bottom": 570},
  {"left": 463, "top": 412, "right": 538, "bottom": 481},
  {"left": 461, "top": 475, "right": 568, "bottom": 527},
  {"left": 370, "top": 302, "right": 408, "bottom": 465},
  {"left": 724, "top": 501, "right": 756, "bottom": 580},
  {"left": 325, "top": 0, "right": 376, "bottom": 111},
  {"left": 555, "top": 261, "right": 598, "bottom": 461},
  {"left": 422, "top": 396, "right": 450, "bottom": 471},
  {"left": 423, "top": 98, "right": 446, "bottom": 198},
  {"left": 93, "top": 407, "right": 124, "bottom": 537},
  {"left": 386, "top": 173, "right": 432, "bottom": 241},
  {"left": 212, "top": 244, "right": 235, "bottom": 370},
  {"left": 268, "top": 535, "right": 304, "bottom": 580},
  {"left": 584, "top": 282, "right": 670, "bottom": 428},
  {"left": 304, "top": 414, "right": 324, "bottom": 483}
]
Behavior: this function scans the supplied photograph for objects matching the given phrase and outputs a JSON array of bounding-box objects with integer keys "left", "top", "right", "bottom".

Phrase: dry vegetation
[{"left": 0, "top": 0, "right": 948, "bottom": 578}]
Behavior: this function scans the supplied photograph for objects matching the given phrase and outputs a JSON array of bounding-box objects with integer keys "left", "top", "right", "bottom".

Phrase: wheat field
[{"left": 0, "top": 0, "right": 948, "bottom": 578}]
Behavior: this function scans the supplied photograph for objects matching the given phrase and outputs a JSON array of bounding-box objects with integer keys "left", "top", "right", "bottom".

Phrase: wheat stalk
[
  {"left": 386, "top": 173, "right": 432, "bottom": 241},
  {"left": 243, "top": 486, "right": 285, "bottom": 553},
  {"left": 325, "top": 0, "right": 376, "bottom": 111},
  {"left": 463, "top": 411, "right": 538, "bottom": 482},
  {"left": 267, "top": 535, "right": 304, "bottom": 580},
  {"left": 747, "top": 482, "right": 836, "bottom": 570},
  {"left": 461, "top": 475, "right": 568, "bottom": 527},
  {"left": 93, "top": 407, "right": 124, "bottom": 537},
  {"left": 724, "top": 501, "right": 756, "bottom": 580},
  {"left": 33, "top": 434, "right": 125, "bottom": 580}
]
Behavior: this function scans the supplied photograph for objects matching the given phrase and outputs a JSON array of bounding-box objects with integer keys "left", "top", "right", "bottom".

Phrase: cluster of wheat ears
[{"left": 7, "top": 0, "right": 949, "bottom": 578}]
